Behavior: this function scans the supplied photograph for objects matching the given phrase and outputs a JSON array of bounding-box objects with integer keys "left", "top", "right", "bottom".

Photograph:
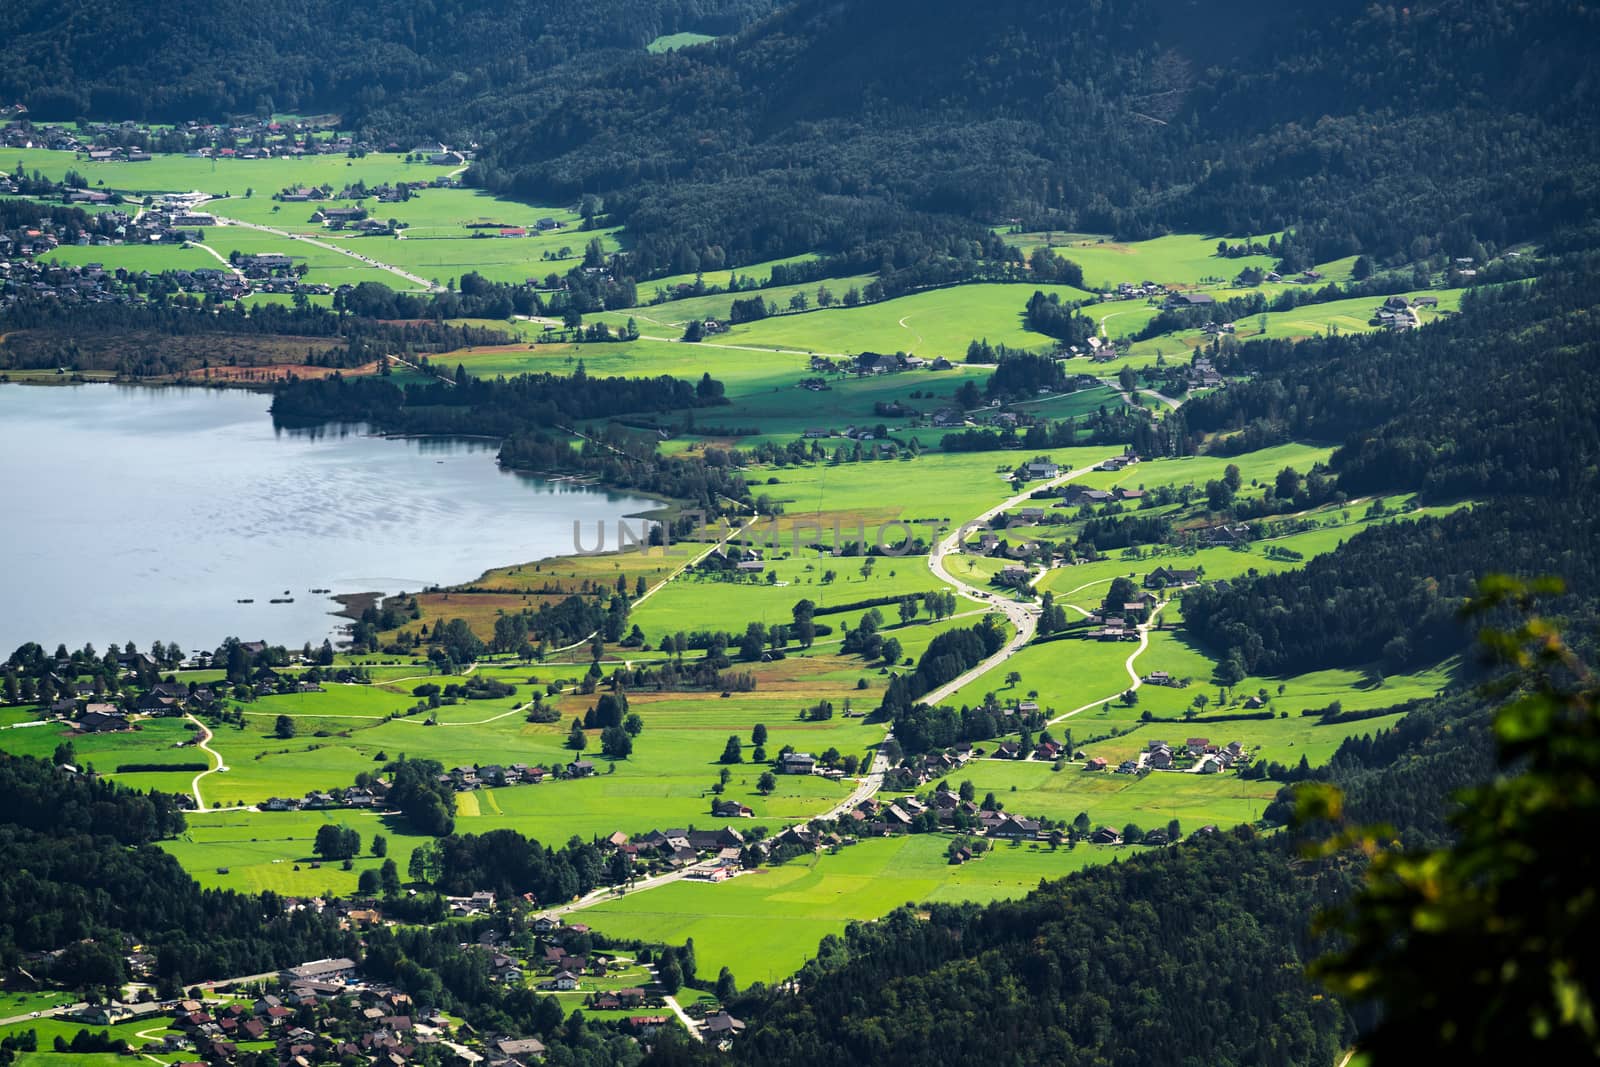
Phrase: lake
[{"left": 0, "top": 383, "right": 659, "bottom": 655}]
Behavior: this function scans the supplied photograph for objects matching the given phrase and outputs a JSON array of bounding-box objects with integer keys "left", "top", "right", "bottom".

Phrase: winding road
[
  {"left": 186, "top": 713, "right": 225, "bottom": 807},
  {"left": 530, "top": 459, "right": 1128, "bottom": 922}
]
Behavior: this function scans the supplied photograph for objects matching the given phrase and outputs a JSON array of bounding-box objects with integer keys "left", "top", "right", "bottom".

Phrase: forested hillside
[
  {"left": 0, "top": 756, "right": 357, "bottom": 987},
  {"left": 0, "top": 0, "right": 775, "bottom": 126},
  {"left": 1180, "top": 258, "right": 1600, "bottom": 677},
  {"left": 467, "top": 0, "right": 1600, "bottom": 274}
]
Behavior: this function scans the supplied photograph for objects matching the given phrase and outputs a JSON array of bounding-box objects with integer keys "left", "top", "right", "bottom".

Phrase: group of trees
[
  {"left": 877, "top": 616, "right": 1008, "bottom": 720},
  {"left": 271, "top": 362, "right": 723, "bottom": 436},
  {"left": 0, "top": 755, "right": 356, "bottom": 988}
]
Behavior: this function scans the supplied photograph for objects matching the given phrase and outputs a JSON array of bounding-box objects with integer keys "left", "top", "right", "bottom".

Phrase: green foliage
[{"left": 1308, "top": 579, "right": 1600, "bottom": 1061}]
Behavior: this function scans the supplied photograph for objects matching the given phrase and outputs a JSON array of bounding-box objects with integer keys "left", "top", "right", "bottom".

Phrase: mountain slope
[
  {"left": 469, "top": 0, "right": 1600, "bottom": 274},
  {"left": 0, "top": 0, "right": 776, "bottom": 125}
]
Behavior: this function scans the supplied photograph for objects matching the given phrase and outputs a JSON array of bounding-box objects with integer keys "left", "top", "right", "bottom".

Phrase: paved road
[
  {"left": 923, "top": 461, "right": 1108, "bottom": 701},
  {"left": 0, "top": 1002, "right": 86, "bottom": 1026},
  {"left": 203, "top": 199, "right": 441, "bottom": 292},
  {"left": 187, "top": 713, "right": 224, "bottom": 807},
  {"left": 531, "top": 457, "right": 1136, "bottom": 923},
  {"left": 1047, "top": 599, "right": 1169, "bottom": 725},
  {"left": 1099, "top": 375, "right": 1182, "bottom": 411}
]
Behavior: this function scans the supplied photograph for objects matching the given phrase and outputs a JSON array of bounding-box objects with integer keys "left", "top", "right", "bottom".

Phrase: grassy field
[
  {"left": 1009, "top": 233, "right": 1278, "bottom": 289},
  {"left": 40, "top": 242, "right": 220, "bottom": 274},
  {"left": 577, "top": 832, "right": 1131, "bottom": 983},
  {"left": 953, "top": 759, "right": 1280, "bottom": 830},
  {"left": 647, "top": 31, "right": 717, "bottom": 52},
  {"left": 1124, "top": 289, "right": 1464, "bottom": 359},
  {"left": 628, "top": 555, "right": 956, "bottom": 637},
  {"left": 642, "top": 254, "right": 824, "bottom": 295},
  {"left": 3, "top": 148, "right": 422, "bottom": 199},
  {"left": 715, "top": 283, "right": 1094, "bottom": 358},
  {"left": 597, "top": 274, "right": 880, "bottom": 334}
]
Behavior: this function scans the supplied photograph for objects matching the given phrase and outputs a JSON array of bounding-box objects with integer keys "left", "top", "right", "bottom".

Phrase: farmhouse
[
  {"left": 998, "top": 565, "right": 1032, "bottom": 588},
  {"left": 78, "top": 708, "right": 129, "bottom": 732},
  {"left": 1197, "top": 522, "right": 1252, "bottom": 546},
  {"left": 1145, "top": 566, "right": 1200, "bottom": 588},
  {"left": 779, "top": 752, "right": 816, "bottom": 775}
]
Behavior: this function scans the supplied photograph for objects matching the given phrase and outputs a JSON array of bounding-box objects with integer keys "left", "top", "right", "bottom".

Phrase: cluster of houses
[
  {"left": 1127, "top": 737, "right": 1249, "bottom": 774},
  {"left": 1144, "top": 566, "right": 1201, "bottom": 589},
  {"left": 1195, "top": 521, "right": 1252, "bottom": 547},
  {"left": 832, "top": 791, "right": 1055, "bottom": 845},
  {"left": 1056, "top": 483, "right": 1146, "bottom": 510},
  {"left": 42, "top": 678, "right": 218, "bottom": 738},
  {"left": 697, "top": 545, "right": 767, "bottom": 574},
  {"left": 1098, "top": 279, "right": 1166, "bottom": 302},
  {"left": 262, "top": 760, "right": 592, "bottom": 817},
  {"left": 0, "top": 188, "right": 348, "bottom": 306},
  {"left": 0, "top": 114, "right": 471, "bottom": 162},
  {"left": 606, "top": 826, "right": 748, "bottom": 879},
  {"left": 0, "top": 114, "right": 335, "bottom": 156},
  {"left": 1371, "top": 293, "right": 1439, "bottom": 331},
  {"left": 1083, "top": 589, "right": 1163, "bottom": 641},
  {"left": 100, "top": 953, "right": 594, "bottom": 1066}
]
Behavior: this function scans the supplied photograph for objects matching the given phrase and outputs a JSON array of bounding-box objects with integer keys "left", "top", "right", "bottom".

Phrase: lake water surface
[{"left": 0, "top": 383, "right": 658, "bottom": 655}]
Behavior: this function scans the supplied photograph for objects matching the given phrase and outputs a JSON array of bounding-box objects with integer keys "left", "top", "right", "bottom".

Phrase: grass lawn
[
  {"left": 577, "top": 832, "right": 1128, "bottom": 983},
  {"left": 600, "top": 274, "right": 879, "bottom": 333},
  {"left": 628, "top": 554, "right": 952, "bottom": 637},
  {"left": 0, "top": 992, "right": 74, "bottom": 1017},
  {"left": 0, "top": 1013, "right": 181, "bottom": 1055},
  {"left": 445, "top": 337, "right": 811, "bottom": 398},
  {"left": 733, "top": 446, "right": 1117, "bottom": 545}
]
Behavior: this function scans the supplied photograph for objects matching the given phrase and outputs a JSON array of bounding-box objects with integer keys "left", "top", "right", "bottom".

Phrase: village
[{"left": 29, "top": 935, "right": 750, "bottom": 1063}]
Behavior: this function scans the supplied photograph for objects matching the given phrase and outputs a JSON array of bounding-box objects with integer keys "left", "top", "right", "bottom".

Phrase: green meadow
[
  {"left": 642, "top": 254, "right": 824, "bottom": 294},
  {"left": 3, "top": 148, "right": 425, "bottom": 199},
  {"left": 647, "top": 32, "right": 717, "bottom": 52},
  {"left": 448, "top": 338, "right": 812, "bottom": 396},
  {"left": 40, "top": 242, "right": 219, "bottom": 274},
  {"left": 577, "top": 832, "right": 1130, "bottom": 983},
  {"left": 598, "top": 274, "right": 880, "bottom": 334},
  {"left": 1011, "top": 233, "right": 1278, "bottom": 289},
  {"left": 210, "top": 225, "right": 403, "bottom": 288},
  {"left": 714, "top": 283, "right": 1094, "bottom": 358},
  {"left": 1124, "top": 288, "right": 1465, "bottom": 358},
  {"left": 952, "top": 759, "right": 1280, "bottom": 830},
  {"left": 628, "top": 556, "right": 954, "bottom": 637}
]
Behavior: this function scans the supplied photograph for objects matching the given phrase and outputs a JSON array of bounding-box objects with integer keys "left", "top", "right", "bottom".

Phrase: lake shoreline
[{"left": 0, "top": 382, "right": 662, "bottom": 653}]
